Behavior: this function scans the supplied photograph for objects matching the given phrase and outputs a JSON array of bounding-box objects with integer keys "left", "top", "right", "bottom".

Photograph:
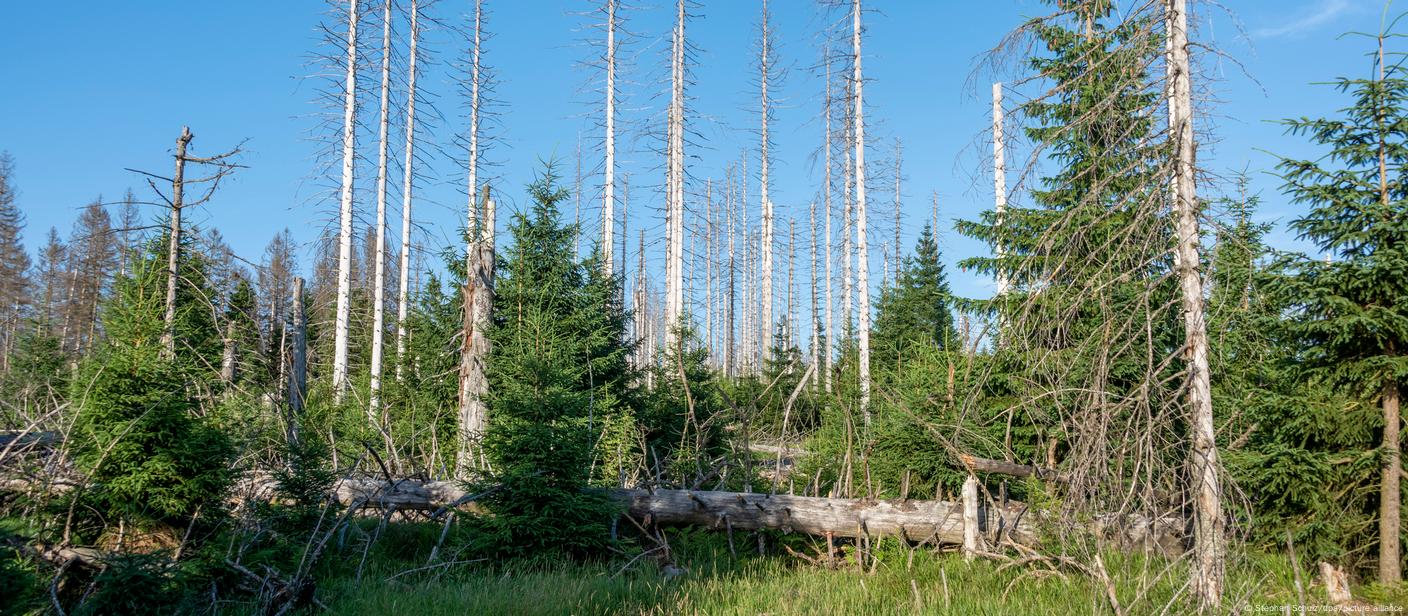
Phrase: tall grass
[{"left": 231, "top": 521, "right": 1371, "bottom": 616}]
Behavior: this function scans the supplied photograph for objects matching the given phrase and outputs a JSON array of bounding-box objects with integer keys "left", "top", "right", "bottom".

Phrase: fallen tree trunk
[
  {"left": 7, "top": 472, "right": 1180, "bottom": 553},
  {"left": 611, "top": 488, "right": 1008, "bottom": 543},
  {"left": 958, "top": 454, "right": 1068, "bottom": 483}
]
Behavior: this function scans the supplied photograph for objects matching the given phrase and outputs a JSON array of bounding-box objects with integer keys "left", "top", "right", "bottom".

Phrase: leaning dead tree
[
  {"left": 955, "top": 0, "right": 1229, "bottom": 610},
  {"left": 128, "top": 127, "right": 242, "bottom": 360}
]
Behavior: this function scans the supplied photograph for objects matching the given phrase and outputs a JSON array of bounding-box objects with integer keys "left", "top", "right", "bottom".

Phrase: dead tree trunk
[
  {"left": 395, "top": 0, "right": 421, "bottom": 381},
  {"left": 992, "top": 82, "right": 1009, "bottom": 295},
  {"left": 288, "top": 277, "right": 308, "bottom": 443},
  {"left": 758, "top": 0, "right": 774, "bottom": 341},
  {"left": 851, "top": 0, "right": 872, "bottom": 424},
  {"left": 1166, "top": 0, "right": 1224, "bottom": 606},
  {"left": 601, "top": 0, "right": 618, "bottom": 274},
  {"left": 369, "top": 0, "right": 394, "bottom": 422},
  {"left": 220, "top": 321, "right": 237, "bottom": 385},
  {"left": 162, "top": 127, "right": 193, "bottom": 359},
  {"left": 664, "top": 0, "right": 686, "bottom": 350},
  {"left": 457, "top": 186, "right": 494, "bottom": 479},
  {"left": 809, "top": 201, "right": 819, "bottom": 389},
  {"left": 332, "top": 0, "right": 360, "bottom": 404},
  {"left": 823, "top": 56, "right": 834, "bottom": 393}
]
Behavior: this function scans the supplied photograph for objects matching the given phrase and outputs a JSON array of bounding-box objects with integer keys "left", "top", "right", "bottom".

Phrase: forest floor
[{"left": 223, "top": 521, "right": 1408, "bottom": 616}]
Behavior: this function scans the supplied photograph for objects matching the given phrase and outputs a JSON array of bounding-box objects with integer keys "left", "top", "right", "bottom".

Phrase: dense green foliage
[{"left": 475, "top": 168, "right": 631, "bottom": 556}]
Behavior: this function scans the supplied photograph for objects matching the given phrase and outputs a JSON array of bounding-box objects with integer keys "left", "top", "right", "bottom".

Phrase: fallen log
[
  {"left": 959, "top": 454, "right": 1068, "bottom": 483},
  {"left": 610, "top": 488, "right": 1011, "bottom": 543},
  {"left": 5, "top": 472, "right": 1180, "bottom": 553},
  {"left": 0, "top": 431, "right": 60, "bottom": 451}
]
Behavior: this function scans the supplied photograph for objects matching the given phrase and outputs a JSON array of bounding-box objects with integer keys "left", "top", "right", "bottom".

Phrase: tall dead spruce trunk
[
  {"left": 1165, "top": 0, "right": 1224, "bottom": 607},
  {"left": 851, "top": 0, "right": 872, "bottom": 424},
  {"left": 161, "top": 127, "right": 194, "bottom": 359},
  {"left": 601, "top": 0, "right": 618, "bottom": 274},
  {"left": 456, "top": 0, "right": 489, "bottom": 478},
  {"left": 758, "top": 0, "right": 774, "bottom": 341},
  {"left": 664, "top": 0, "right": 686, "bottom": 350},
  {"left": 368, "top": 0, "right": 393, "bottom": 424},
  {"left": 992, "top": 82, "right": 1008, "bottom": 295},
  {"left": 332, "top": 0, "right": 359, "bottom": 404},
  {"left": 822, "top": 56, "right": 835, "bottom": 393},
  {"left": 395, "top": 0, "right": 421, "bottom": 380},
  {"left": 457, "top": 186, "right": 495, "bottom": 478},
  {"left": 288, "top": 277, "right": 308, "bottom": 444}
]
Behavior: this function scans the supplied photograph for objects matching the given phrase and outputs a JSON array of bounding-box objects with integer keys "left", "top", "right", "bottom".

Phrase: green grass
[{"left": 252, "top": 522, "right": 1396, "bottom": 616}]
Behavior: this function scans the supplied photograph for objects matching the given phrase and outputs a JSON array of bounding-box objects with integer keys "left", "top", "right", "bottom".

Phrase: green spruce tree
[{"left": 1268, "top": 30, "right": 1408, "bottom": 582}]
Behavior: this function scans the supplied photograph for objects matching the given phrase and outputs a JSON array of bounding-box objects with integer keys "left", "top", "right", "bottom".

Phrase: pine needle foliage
[{"left": 476, "top": 166, "right": 631, "bottom": 556}]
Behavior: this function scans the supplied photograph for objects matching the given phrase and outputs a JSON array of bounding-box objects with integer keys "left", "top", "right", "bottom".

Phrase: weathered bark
[
  {"left": 809, "top": 201, "right": 819, "bottom": 389},
  {"left": 162, "top": 127, "right": 193, "bottom": 359},
  {"left": 331, "top": 0, "right": 359, "bottom": 404},
  {"left": 395, "top": 0, "right": 421, "bottom": 380},
  {"left": 368, "top": 0, "right": 394, "bottom": 422},
  {"left": 456, "top": 187, "right": 494, "bottom": 479},
  {"left": 288, "top": 277, "right": 308, "bottom": 422},
  {"left": 1382, "top": 379, "right": 1401, "bottom": 582},
  {"left": 959, "top": 454, "right": 1067, "bottom": 483},
  {"left": 1165, "top": 0, "right": 1224, "bottom": 606},
  {"left": 758, "top": 0, "right": 774, "bottom": 340},
  {"left": 992, "top": 82, "right": 1008, "bottom": 295},
  {"left": 220, "top": 321, "right": 237, "bottom": 385},
  {"left": 823, "top": 57, "right": 834, "bottom": 393},
  {"left": 962, "top": 475, "right": 980, "bottom": 560},
  {"left": 601, "top": 0, "right": 617, "bottom": 274},
  {"left": 664, "top": 0, "right": 686, "bottom": 349},
  {"left": 892, "top": 139, "right": 902, "bottom": 273},
  {"left": 851, "top": 0, "right": 871, "bottom": 423}
]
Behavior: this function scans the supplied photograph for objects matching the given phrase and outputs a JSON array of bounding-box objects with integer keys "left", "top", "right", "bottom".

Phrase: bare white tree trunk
[
  {"left": 1166, "top": 0, "right": 1223, "bottom": 607},
  {"left": 465, "top": 0, "right": 483, "bottom": 244},
  {"left": 786, "top": 217, "right": 795, "bottom": 346},
  {"left": 162, "top": 127, "right": 193, "bottom": 359},
  {"left": 602, "top": 0, "right": 617, "bottom": 274},
  {"left": 369, "top": 0, "right": 393, "bottom": 423},
  {"left": 892, "top": 139, "right": 901, "bottom": 272},
  {"left": 705, "top": 178, "right": 714, "bottom": 364},
  {"left": 823, "top": 57, "right": 834, "bottom": 393},
  {"left": 726, "top": 171, "right": 737, "bottom": 377},
  {"left": 664, "top": 0, "right": 686, "bottom": 348},
  {"left": 288, "top": 277, "right": 308, "bottom": 445},
  {"left": 992, "top": 81, "right": 1009, "bottom": 295},
  {"left": 841, "top": 100, "right": 853, "bottom": 348},
  {"left": 758, "top": 0, "right": 774, "bottom": 340},
  {"left": 851, "top": 0, "right": 871, "bottom": 424},
  {"left": 809, "top": 200, "right": 819, "bottom": 388},
  {"left": 332, "top": 0, "right": 359, "bottom": 404},
  {"left": 395, "top": 0, "right": 421, "bottom": 380}
]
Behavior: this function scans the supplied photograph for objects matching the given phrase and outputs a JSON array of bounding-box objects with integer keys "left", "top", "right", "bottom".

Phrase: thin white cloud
[{"left": 1252, "top": 0, "right": 1357, "bottom": 39}]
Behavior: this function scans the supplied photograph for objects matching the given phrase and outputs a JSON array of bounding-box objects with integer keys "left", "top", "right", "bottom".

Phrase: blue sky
[{"left": 0, "top": 0, "right": 1394, "bottom": 303}]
